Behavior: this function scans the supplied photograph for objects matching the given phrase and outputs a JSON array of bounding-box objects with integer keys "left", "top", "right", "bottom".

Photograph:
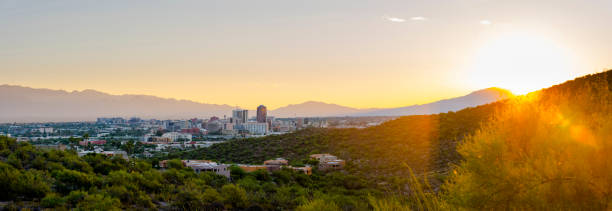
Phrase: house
[
  {"left": 263, "top": 158, "right": 289, "bottom": 171},
  {"left": 310, "top": 154, "right": 345, "bottom": 171},
  {"left": 310, "top": 154, "right": 337, "bottom": 162},
  {"left": 289, "top": 166, "right": 312, "bottom": 175},
  {"left": 184, "top": 160, "right": 230, "bottom": 178},
  {"left": 319, "top": 159, "right": 345, "bottom": 171},
  {"left": 159, "top": 160, "right": 230, "bottom": 178}
]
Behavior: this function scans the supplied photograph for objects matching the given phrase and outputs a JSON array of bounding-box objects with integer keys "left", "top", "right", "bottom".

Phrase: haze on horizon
[{"left": 1, "top": 0, "right": 611, "bottom": 110}]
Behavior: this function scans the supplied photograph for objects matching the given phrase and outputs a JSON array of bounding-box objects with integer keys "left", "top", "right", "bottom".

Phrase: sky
[{"left": 1, "top": 0, "right": 611, "bottom": 109}]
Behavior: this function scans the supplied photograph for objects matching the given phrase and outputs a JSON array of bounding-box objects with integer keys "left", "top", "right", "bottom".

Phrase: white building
[
  {"left": 238, "top": 122, "right": 268, "bottom": 135},
  {"left": 37, "top": 127, "right": 54, "bottom": 133},
  {"left": 184, "top": 160, "right": 230, "bottom": 178},
  {"left": 101, "top": 151, "right": 129, "bottom": 159},
  {"left": 161, "top": 132, "right": 192, "bottom": 142}
]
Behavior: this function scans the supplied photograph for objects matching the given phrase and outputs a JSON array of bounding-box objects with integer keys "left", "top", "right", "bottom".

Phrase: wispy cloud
[
  {"left": 480, "top": 20, "right": 492, "bottom": 25},
  {"left": 384, "top": 16, "right": 406, "bottom": 23},
  {"left": 410, "top": 16, "right": 427, "bottom": 21}
]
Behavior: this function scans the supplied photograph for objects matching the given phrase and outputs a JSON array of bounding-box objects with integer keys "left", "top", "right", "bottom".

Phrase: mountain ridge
[
  {"left": 0, "top": 84, "right": 512, "bottom": 122},
  {"left": 354, "top": 87, "right": 514, "bottom": 116}
]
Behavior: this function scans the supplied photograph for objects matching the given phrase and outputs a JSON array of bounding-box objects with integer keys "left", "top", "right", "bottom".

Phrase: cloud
[
  {"left": 410, "top": 16, "right": 427, "bottom": 21},
  {"left": 384, "top": 16, "right": 406, "bottom": 23},
  {"left": 480, "top": 20, "right": 492, "bottom": 25}
]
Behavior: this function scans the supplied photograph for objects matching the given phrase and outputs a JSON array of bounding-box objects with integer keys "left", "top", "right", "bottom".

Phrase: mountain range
[{"left": 0, "top": 85, "right": 513, "bottom": 122}]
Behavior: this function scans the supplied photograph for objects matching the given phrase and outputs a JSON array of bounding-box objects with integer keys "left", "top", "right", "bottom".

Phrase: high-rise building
[
  {"left": 232, "top": 109, "right": 248, "bottom": 124},
  {"left": 257, "top": 105, "right": 267, "bottom": 123}
]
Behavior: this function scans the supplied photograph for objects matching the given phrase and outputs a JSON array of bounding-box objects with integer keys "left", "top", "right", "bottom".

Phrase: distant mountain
[
  {"left": 269, "top": 101, "right": 375, "bottom": 118},
  {"left": 0, "top": 85, "right": 513, "bottom": 122},
  {"left": 354, "top": 87, "right": 514, "bottom": 116},
  {"left": 268, "top": 88, "right": 513, "bottom": 118},
  {"left": 0, "top": 85, "right": 234, "bottom": 123}
]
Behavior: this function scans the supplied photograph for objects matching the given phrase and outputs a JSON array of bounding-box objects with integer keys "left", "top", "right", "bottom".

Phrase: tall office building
[
  {"left": 256, "top": 105, "right": 267, "bottom": 123},
  {"left": 232, "top": 109, "right": 248, "bottom": 124}
]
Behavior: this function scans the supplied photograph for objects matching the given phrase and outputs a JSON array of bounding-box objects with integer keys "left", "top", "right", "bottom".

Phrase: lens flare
[{"left": 469, "top": 32, "right": 577, "bottom": 95}]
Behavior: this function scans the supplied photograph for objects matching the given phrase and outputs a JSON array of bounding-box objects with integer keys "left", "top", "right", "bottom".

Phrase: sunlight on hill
[
  {"left": 445, "top": 71, "right": 612, "bottom": 209},
  {"left": 469, "top": 32, "right": 578, "bottom": 95}
]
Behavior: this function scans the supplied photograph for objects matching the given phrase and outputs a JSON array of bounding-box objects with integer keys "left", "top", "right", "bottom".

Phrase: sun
[{"left": 468, "top": 32, "right": 577, "bottom": 95}]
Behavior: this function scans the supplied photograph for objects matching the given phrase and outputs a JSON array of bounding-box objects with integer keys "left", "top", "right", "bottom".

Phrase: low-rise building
[
  {"left": 310, "top": 154, "right": 345, "bottom": 171},
  {"left": 319, "top": 159, "right": 345, "bottom": 171},
  {"left": 36, "top": 127, "right": 54, "bottom": 134},
  {"left": 289, "top": 166, "right": 312, "bottom": 175},
  {"left": 264, "top": 158, "right": 289, "bottom": 171},
  {"left": 184, "top": 160, "right": 230, "bottom": 178},
  {"left": 101, "top": 151, "right": 129, "bottom": 159},
  {"left": 79, "top": 140, "right": 107, "bottom": 146},
  {"left": 159, "top": 160, "right": 231, "bottom": 178},
  {"left": 161, "top": 132, "right": 192, "bottom": 142}
]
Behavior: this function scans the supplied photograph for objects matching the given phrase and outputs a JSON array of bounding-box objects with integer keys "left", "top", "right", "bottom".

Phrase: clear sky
[{"left": 1, "top": 0, "right": 611, "bottom": 109}]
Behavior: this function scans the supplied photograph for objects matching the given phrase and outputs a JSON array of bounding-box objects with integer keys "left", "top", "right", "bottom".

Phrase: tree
[
  {"left": 202, "top": 188, "right": 222, "bottom": 204},
  {"left": 173, "top": 186, "right": 206, "bottom": 209},
  {"left": 68, "top": 136, "right": 79, "bottom": 150},
  {"left": 121, "top": 140, "right": 135, "bottom": 155},
  {"left": 14, "top": 169, "right": 51, "bottom": 199},
  {"left": 166, "top": 159, "right": 184, "bottom": 170},
  {"left": 229, "top": 165, "right": 247, "bottom": 181},
  {"left": 221, "top": 184, "right": 248, "bottom": 209},
  {"left": 0, "top": 162, "right": 20, "bottom": 200}
]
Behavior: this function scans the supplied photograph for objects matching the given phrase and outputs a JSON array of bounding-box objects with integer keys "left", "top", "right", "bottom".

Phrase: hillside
[{"left": 172, "top": 70, "right": 611, "bottom": 190}]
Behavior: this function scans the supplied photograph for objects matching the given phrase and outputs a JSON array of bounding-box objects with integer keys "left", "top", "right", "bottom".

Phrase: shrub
[{"left": 41, "top": 193, "right": 66, "bottom": 208}]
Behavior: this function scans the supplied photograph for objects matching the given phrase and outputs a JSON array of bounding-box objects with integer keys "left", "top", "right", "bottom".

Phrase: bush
[
  {"left": 64, "top": 190, "right": 87, "bottom": 207},
  {"left": 221, "top": 184, "right": 248, "bottom": 209},
  {"left": 77, "top": 193, "right": 121, "bottom": 210},
  {"left": 296, "top": 199, "right": 341, "bottom": 211},
  {"left": 41, "top": 193, "right": 66, "bottom": 208}
]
